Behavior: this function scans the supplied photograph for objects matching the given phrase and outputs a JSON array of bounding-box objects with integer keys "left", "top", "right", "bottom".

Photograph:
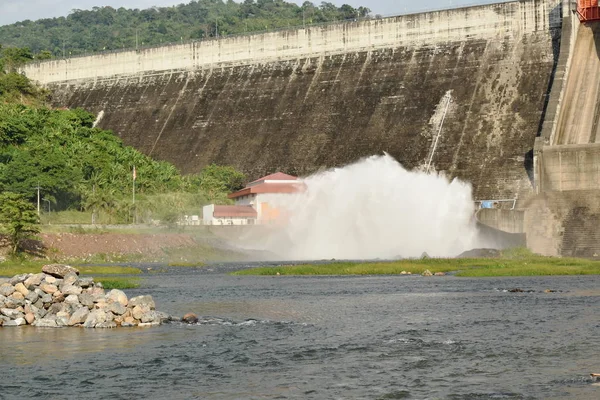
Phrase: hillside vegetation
[
  {"left": 0, "top": 46, "right": 244, "bottom": 225},
  {"left": 0, "top": 0, "right": 370, "bottom": 57}
]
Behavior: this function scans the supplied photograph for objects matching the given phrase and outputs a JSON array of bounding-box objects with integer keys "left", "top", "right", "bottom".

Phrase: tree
[{"left": 0, "top": 192, "right": 40, "bottom": 254}]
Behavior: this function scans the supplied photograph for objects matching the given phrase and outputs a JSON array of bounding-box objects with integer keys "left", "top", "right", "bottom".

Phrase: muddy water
[{"left": 1, "top": 267, "right": 599, "bottom": 399}]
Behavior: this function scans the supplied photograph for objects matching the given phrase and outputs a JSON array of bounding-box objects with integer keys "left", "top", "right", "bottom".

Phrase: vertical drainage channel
[{"left": 426, "top": 90, "right": 453, "bottom": 173}]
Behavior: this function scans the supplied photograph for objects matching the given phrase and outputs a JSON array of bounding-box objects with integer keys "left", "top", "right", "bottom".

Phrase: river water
[{"left": 0, "top": 265, "right": 599, "bottom": 399}]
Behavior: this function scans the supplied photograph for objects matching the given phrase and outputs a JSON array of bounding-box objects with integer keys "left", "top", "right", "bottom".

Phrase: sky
[{"left": 0, "top": 0, "right": 493, "bottom": 27}]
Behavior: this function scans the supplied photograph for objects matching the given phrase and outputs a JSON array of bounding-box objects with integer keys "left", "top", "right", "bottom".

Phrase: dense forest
[
  {"left": 0, "top": 45, "right": 245, "bottom": 224},
  {"left": 0, "top": 0, "right": 371, "bottom": 57}
]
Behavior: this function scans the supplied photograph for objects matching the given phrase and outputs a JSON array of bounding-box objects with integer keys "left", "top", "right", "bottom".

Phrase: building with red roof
[{"left": 202, "top": 172, "right": 303, "bottom": 225}]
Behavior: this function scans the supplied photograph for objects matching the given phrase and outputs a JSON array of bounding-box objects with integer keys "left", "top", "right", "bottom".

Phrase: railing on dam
[{"left": 577, "top": 0, "right": 600, "bottom": 21}]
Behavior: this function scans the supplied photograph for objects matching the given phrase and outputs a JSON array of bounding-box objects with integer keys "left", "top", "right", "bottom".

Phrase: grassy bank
[
  {"left": 0, "top": 260, "right": 141, "bottom": 277},
  {"left": 231, "top": 250, "right": 600, "bottom": 277},
  {"left": 95, "top": 276, "right": 141, "bottom": 289}
]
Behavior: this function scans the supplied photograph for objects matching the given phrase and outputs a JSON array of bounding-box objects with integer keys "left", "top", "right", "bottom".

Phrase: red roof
[
  {"left": 248, "top": 172, "right": 297, "bottom": 185},
  {"left": 228, "top": 182, "right": 304, "bottom": 199},
  {"left": 213, "top": 205, "right": 257, "bottom": 218}
]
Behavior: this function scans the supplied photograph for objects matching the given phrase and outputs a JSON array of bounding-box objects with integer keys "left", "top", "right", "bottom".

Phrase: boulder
[
  {"left": 4, "top": 317, "right": 26, "bottom": 327},
  {"left": 434, "top": 272, "right": 446, "bottom": 276},
  {"left": 78, "top": 278, "right": 94, "bottom": 288},
  {"left": 25, "top": 313, "right": 35, "bottom": 324},
  {"left": 0, "top": 283, "right": 15, "bottom": 297},
  {"left": 25, "top": 290, "right": 39, "bottom": 303},
  {"left": 14, "top": 282, "right": 29, "bottom": 296},
  {"left": 64, "top": 294, "right": 80, "bottom": 305},
  {"left": 78, "top": 293, "right": 95, "bottom": 308},
  {"left": 1, "top": 308, "right": 23, "bottom": 319},
  {"left": 24, "top": 273, "right": 45, "bottom": 289},
  {"left": 107, "top": 289, "right": 128, "bottom": 306},
  {"left": 83, "top": 309, "right": 107, "bottom": 328},
  {"left": 421, "top": 269, "right": 433, "bottom": 277},
  {"left": 129, "top": 295, "right": 155, "bottom": 310},
  {"left": 109, "top": 301, "right": 126, "bottom": 316},
  {"left": 95, "top": 321, "right": 117, "bottom": 328},
  {"left": 40, "top": 284, "right": 58, "bottom": 294},
  {"left": 182, "top": 313, "right": 199, "bottom": 324},
  {"left": 33, "top": 317, "right": 58, "bottom": 328},
  {"left": 132, "top": 305, "right": 149, "bottom": 320},
  {"left": 68, "top": 307, "right": 89, "bottom": 326},
  {"left": 61, "top": 285, "right": 82, "bottom": 295},
  {"left": 9, "top": 274, "right": 29, "bottom": 286},
  {"left": 10, "top": 292, "right": 24, "bottom": 301},
  {"left": 44, "top": 276, "right": 57, "bottom": 284},
  {"left": 42, "top": 264, "right": 79, "bottom": 278},
  {"left": 63, "top": 273, "right": 78, "bottom": 286}
]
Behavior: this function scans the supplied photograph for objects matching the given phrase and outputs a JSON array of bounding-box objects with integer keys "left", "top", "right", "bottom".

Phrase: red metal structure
[{"left": 577, "top": 0, "right": 600, "bottom": 22}]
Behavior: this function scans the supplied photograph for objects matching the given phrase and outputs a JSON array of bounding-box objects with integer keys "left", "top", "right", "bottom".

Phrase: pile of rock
[{"left": 0, "top": 264, "right": 170, "bottom": 328}]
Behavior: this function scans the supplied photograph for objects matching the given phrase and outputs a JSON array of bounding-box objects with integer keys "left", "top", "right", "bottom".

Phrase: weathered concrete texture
[
  {"left": 553, "top": 21, "right": 600, "bottom": 145},
  {"left": 537, "top": 143, "right": 600, "bottom": 191},
  {"left": 524, "top": 190, "right": 600, "bottom": 257},
  {"left": 23, "top": 1, "right": 561, "bottom": 85},
  {"left": 29, "top": 0, "right": 561, "bottom": 201},
  {"left": 49, "top": 32, "right": 556, "bottom": 200},
  {"left": 477, "top": 209, "right": 525, "bottom": 233}
]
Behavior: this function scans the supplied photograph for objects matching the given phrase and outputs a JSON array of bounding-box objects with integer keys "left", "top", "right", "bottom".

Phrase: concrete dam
[
  {"left": 26, "top": 0, "right": 600, "bottom": 256},
  {"left": 24, "top": 0, "right": 562, "bottom": 203}
]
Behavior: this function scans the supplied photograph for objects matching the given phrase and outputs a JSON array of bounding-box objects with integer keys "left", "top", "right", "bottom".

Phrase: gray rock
[
  {"left": 78, "top": 278, "right": 94, "bottom": 288},
  {"left": 0, "top": 283, "right": 15, "bottom": 297},
  {"left": 3, "top": 317, "right": 26, "bottom": 326},
  {"left": 33, "top": 317, "right": 58, "bottom": 327},
  {"left": 24, "top": 273, "right": 46, "bottom": 289},
  {"left": 138, "top": 321, "right": 160, "bottom": 327},
  {"left": 83, "top": 309, "right": 107, "bottom": 328},
  {"left": 68, "top": 307, "right": 89, "bottom": 326},
  {"left": 61, "top": 284, "right": 82, "bottom": 295},
  {"left": 64, "top": 294, "right": 80, "bottom": 305},
  {"left": 78, "top": 293, "right": 95, "bottom": 308},
  {"left": 9, "top": 274, "right": 29, "bottom": 286},
  {"left": 40, "top": 293, "right": 53, "bottom": 304},
  {"left": 42, "top": 264, "right": 80, "bottom": 278},
  {"left": 63, "top": 273, "right": 78, "bottom": 286},
  {"left": 140, "top": 310, "right": 160, "bottom": 323},
  {"left": 95, "top": 321, "right": 117, "bottom": 328},
  {"left": 109, "top": 301, "right": 127, "bottom": 315},
  {"left": 4, "top": 296, "right": 24, "bottom": 308},
  {"left": 56, "top": 315, "right": 69, "bottom": 327},
  {"left": 107, "top": 289, "right": 128, "bottom": 306},
  {"left": 129, "top": 295, "right": 155, "bottom": 310},
  {"left": 33, "top": 299, "right": 44, "bottom": 309},
  {"left": 25, "top": 290, "right": 39, "bottom": 303},
  {"left": 1, "top": 308, "right": 24, "bottom": 319},
  {"left": 132, "top": 305, "right": 149, "bottom": 320},
  {"left": 47, "top": 303, "right": 66, "bottom": 315},
  {"left": 0, "top": 278, "right": 8, "bottom": 285}
]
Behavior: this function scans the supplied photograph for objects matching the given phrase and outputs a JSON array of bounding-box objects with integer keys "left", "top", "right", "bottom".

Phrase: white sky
[{"left": 0, "top": 0, "right": 501, "bottom": 27}]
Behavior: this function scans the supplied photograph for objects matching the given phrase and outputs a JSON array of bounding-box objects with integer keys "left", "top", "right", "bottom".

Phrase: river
[{"left": 0, "top": 265, "right": 599, "bottom": 399}]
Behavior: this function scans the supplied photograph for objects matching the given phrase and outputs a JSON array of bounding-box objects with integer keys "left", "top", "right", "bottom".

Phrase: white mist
[{"left": 265, "top": 154, "right": 482, "bottom": 260}]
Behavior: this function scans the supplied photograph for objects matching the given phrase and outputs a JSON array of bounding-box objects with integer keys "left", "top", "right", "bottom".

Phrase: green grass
[
  {"left": 95, "top": 276, "right": 140, "bottom": 289},
  {"left": 231, "top": 248, "right": 600, "bottom": 278},
  {"left": 0, "top": 260, "right": 141, "bottom": 277}
]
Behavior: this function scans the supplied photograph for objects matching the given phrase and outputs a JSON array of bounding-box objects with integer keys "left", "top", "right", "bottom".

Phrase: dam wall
[{"left": 23, "top": 0, "right": 562, "bottom": 202}]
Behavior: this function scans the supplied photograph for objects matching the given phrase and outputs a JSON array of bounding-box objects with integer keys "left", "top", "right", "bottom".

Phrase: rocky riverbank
[{"left": 0, "top": 264, "right": 172, "bottom": 328}]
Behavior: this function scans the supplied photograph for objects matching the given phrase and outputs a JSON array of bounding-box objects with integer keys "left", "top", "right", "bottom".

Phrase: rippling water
[{"left": 1, "top": 266, "right": 599, "bottom": 399}]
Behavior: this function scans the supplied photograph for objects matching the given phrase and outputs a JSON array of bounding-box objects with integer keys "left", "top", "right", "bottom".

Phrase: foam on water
[{"left": 264, "top": 154, "right": 484, "bottom": 260}]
